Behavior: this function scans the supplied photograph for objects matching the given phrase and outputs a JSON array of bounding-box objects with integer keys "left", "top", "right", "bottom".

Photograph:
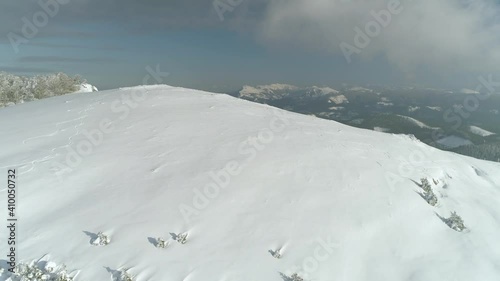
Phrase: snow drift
[{"left": 0, "top": 85, "right": 500, "bottom": 281}]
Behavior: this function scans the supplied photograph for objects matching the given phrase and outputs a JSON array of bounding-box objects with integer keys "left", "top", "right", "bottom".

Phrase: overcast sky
[{"left": 1, "top": 0, "right": 499, "bottom": 91}]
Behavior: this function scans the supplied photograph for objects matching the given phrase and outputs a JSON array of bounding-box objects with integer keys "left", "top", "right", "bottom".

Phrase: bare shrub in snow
[
  {"left": 10, "top": 260, "right": 74, "bottom": 281},
  {"left": 175, "top": 233, "right": 188, "bottom": 244},
  {"left": 107, "top": 267, "right": 134, "bottom": 281},
  {"left": 269, "top": 248, "right": 282, "bottom": 259},
  {"left": 156, "top": 237, "right": 168, "bottom": 249},
  {"left": 419, "top": 178, "right": 438, "bottom": 206},
  {"left": 0, "top": 72, "right": 84, "bottom": 107},
  {"left": 116, "top": 270, "right": 134, "bottom": 281},
  {"left": 32, "top": 73, "right": 81, "bottom": 100},
  {"left": 92, "top": 232, "right": 110, "bottom": 246},
  {"left": 281, "top": 272, "right": 304, "bottom": 281},
  {"left": 445, "top": 211, "right": 467, "bottom": 232}
]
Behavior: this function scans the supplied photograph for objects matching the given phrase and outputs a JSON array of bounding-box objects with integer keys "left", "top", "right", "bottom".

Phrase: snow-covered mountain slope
[
  {"left": 327, "top": 95, "right": 348, "bottom": 105},
  {"left": 239, "top": 84, "right": 299, "bottom": 100},
  {"left": 459, "top": 88, "right": 480, "bottom": 95},
  {"left": 308, "top": 86, "right": 339, "bottom": 95},
  {"left": 348, "top": 86, "right": 374, "bottom": 93},
  {"left": 1, "top": 85, "right": 500, "bottom": 281},
  {"left": 396, "top": 115, "right": 440, "bottom": 130},
  {"left": 470, "top": 126, "right": 495, "bottom": 137},
  {"left": 238, "top": 84, "right": 339, "bottom": 101}
]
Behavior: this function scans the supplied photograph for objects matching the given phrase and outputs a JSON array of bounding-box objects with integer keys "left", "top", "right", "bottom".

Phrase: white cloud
[{"left": 258, "top": 0, "right": 500, "bottom": 75}]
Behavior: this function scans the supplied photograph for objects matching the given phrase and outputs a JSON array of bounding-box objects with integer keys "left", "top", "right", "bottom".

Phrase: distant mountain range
[
  {"left": 232, "top": 84, "right": 500, "bottom": 162},
  {"left": 238, "top": 84, "right": 340, "bottom": 101}
]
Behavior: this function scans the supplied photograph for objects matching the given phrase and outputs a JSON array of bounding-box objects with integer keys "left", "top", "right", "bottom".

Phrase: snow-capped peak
[
  {"left": 240, "top": 83, "right": 298, "bottom": 94},
  {"left": 239, "top": 84, "right": 341, "bottom": 101},
  {"left": 348, "top": 86, "right": 373, "bottom": 92},
  {"left": 239, "top": 84, "right": 299, "bottom": 100},
  {"left": 311, "top": 86, "right": 340, "bottom": 95}
]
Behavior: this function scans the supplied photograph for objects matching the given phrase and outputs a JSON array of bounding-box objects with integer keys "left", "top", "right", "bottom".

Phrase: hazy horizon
[{"left": 1, "top": 0, "right": 500, "bottom": 92}]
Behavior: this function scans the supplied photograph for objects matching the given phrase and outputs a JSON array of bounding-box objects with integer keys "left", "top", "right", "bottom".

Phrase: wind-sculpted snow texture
[{"left": 0, "top": 85, "right": 500, "bottom": 281}]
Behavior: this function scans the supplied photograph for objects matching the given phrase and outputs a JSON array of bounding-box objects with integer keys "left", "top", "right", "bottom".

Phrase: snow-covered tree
[
  {"left": 92, "top": 231, "right": 110, "bottom": 246},
  {"left": 271, "top": 248, "right": 282, "bottom": 259},
  {"left": 445, "top": 211, "right": 467, "bottom": 232},
  {"left": 0, "top": 72, "right": 84, "bottom": 107},
  {"left": 12, "top": 261, "right": 74, "bottom": 281},
  {"left": 420, "top": 178, "right": 438, "bottom": 206},
  {"left": 116, "top": 270, "right": 134, "bottom": 281}
]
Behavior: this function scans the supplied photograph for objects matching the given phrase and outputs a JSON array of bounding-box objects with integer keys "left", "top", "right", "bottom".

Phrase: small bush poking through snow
[
  {"left": 271, "top": 248, "right": 282, "bottom": 259},
  {"left": 116, "top": 270, "right": 134, "bottom": 281},
  {"left": 283, "top": 273, "right": 304, "bottom": 281},
  {"left": 420, "top": 178, "right": 430, "bottom": 187},
  {"left": 176, "top": 233, "right": 188, "bottom": 244},
  {"left": 445, "top": 211, "right": 467, "bottom": 232},
  {"left": 10, "top": 261, "right": 74, "bottom": 281},
  {"left": 106, "top": 267, "right": 135, "bottom": 281},
  {"left": 156, "top": 237, "right": 168, "bottom": 248},
  {"left": 291, "top": 273, "right": 304, "bottom": 281},
  {"left": 420, "top": 178, "right": 438, "bottom": 206},
  {"left": 92, "top": 232, "right": 110, "bottom": 246}
]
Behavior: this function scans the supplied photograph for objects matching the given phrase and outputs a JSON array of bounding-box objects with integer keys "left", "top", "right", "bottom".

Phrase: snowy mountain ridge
[
  {"left": 239, "top": 84, "right": 299, "bottom": 99},
  {"left": 239, "top": 84, "right": 340, "bottom": 101},
  {"left": 1, "top": 85, "right": 500, "bottom": 281}
]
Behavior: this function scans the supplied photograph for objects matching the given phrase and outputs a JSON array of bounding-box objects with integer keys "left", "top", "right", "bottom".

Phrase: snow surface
[
  {"left": 311, "top": 86, "right": 339, "bottom": 95},
  {"left": 470, "top": 126, "right": 495, "bottom": 137},
  {"left": 427, "top": 106, "right": 442, "bottom": 111},
  {"left": 1, "top": 85, "right": 500, "bottom": 281},
  {"left": 329, "top": 106, "right": 344, "bottom": 111},
  {"left": 459, "top": 88, "right": 480, "bottom": 94},
  {"left": 374, "top": 127, "right": 390, "bottom": 133},
  {"left": 408, "top": 106, "right": 420, "bottom": 112},
  {"left": 77, "top": 83, "right": 98, "bottom": 93},
  {"left": 348, "top": 86, "right": 373, "bottom": 93},
  {"left": 239, "top": 84, "right": 298, "bottom": 99},
  {"left": 239, "top": 84, "right": 339, "bottom": 101},
  {"left": 328, "top": 95, "right": 348, "bottom": 105},
  {"left": 396, "top": 115, "right": 439, "bottom": 130},
  {"left": 377, "top": 102, "right": 394, "bottom": 106}
]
